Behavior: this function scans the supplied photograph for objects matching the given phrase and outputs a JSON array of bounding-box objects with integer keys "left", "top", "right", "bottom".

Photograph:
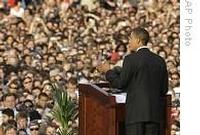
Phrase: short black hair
[
  {"left": 68, "top": 77, "right": 78, "bottom": 85},
  {"left": 131, "top": 27, "right": 149, "bottom": 45},
  {"left": 2, "top": 108, "right": 14, "bottom": 118},
  {"left": 38, "top": 92, "right": 48, "bottom": 99},
  {"left": 7, "top": 119, "right": 17, "bottom": 127},
  {"left": 2, "top": 93, "right": 17, "bottom": 101}
]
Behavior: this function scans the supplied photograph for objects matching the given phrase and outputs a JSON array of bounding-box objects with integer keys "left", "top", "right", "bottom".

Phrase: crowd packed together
[{"left": 0, "top": 0, "right": 180, "bottom": 135}]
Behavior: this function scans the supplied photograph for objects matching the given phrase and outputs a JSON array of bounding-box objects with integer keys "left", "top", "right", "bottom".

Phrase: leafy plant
[{"left": 51, "top": 84, "right": 78, "bottom": 135}]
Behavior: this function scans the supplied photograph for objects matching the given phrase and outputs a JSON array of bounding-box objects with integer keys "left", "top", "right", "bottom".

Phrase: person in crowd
[
  {"left": 29, "top": 120, "right": 40, "bottom": 135},
  {"left": 66, "top": 77, "right": 78, "bottom": 101},
  {"left": 9, "top": 1, "right": 24, "bottom": 18},
  {"left": 1, "top": 108, "right": 14, "bottom": 126},
  {"left": 4, "top": 124, "right": 17, "bottom": 135},
  {"left": 16, "top": 111, "right": 28, "bottom": 131},
  {"left": 0, "top": 0, "right": 180, "bottom": 133},
  {"left": 35, "top": 92, "right": 51, "bottom": 123},
  {"left": 2, "top": 93, "right": 17, "bottom": 113},
  {"left": 44, "top": 123, "right": 57, "bottom": 135}
]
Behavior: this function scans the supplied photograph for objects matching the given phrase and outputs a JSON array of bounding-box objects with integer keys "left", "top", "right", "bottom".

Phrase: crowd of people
[{"left": 0, "top": 0, "right": 180, "bottom": 134}]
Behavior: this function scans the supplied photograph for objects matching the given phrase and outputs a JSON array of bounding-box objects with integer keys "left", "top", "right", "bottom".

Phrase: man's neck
[{"left": 136, "top": 46, "right": 148, "bottom": 52}]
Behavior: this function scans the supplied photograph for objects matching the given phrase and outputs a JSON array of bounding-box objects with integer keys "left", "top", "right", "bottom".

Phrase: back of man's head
[{"left": 131, "top": 27, "right": 149, "bottom": 45}]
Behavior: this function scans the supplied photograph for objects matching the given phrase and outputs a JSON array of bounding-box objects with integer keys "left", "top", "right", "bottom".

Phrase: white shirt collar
[{"left": 136, "top": 46, "right": 149, "bottom": 52}]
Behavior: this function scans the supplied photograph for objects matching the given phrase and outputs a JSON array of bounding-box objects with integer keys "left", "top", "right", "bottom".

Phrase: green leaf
[{"left": 50, "top": 84, "right": 78, "bottom": 135}]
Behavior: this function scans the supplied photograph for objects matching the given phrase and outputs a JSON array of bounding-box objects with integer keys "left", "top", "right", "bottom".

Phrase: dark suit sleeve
[
  {"left": 161, "top": 61, "right": 168, "bottom": 96},
  {"left": 105, "top": 56, "right": 133, "bottom": 89}
]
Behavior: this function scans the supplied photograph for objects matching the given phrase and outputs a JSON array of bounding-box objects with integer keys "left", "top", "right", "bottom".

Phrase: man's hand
[{"left": 97, "top": 61, "right": 110, "bottom": 73}]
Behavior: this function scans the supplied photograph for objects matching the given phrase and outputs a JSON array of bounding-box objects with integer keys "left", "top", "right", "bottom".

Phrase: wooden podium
[{"left": 79, "top": 83, "right": 171, "bottom": 135}]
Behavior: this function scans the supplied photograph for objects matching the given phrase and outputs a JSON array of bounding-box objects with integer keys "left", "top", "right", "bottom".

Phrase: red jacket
[{"left": 8, "top": 0, "right": 17, "bottom": 7}]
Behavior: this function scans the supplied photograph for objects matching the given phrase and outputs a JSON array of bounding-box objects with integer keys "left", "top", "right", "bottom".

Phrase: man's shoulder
[
  {"left": 125, "top": 52, "right": 137, "bottom": 59},
  {"left": 150, "top": 52, "right": 167, "bottom": 69},
  {"left": 123, "top": 53, "right": 141, "bottom": 65},
  {"left": 153, "top": 52, "right": 166, "bottom": 63},
  {"left": 124, "top": 51, "right": 165, "bottom": 64}
]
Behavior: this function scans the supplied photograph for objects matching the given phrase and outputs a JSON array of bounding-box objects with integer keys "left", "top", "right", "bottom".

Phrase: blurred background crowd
[{"left": 0, "top": 0, "right": 179, "bottom": 135}]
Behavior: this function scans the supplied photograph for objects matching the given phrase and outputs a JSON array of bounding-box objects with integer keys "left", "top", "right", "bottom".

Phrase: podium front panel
[
  {"left": 79, "top": 84, "right": 171, "bottom": 135},
  {"left": 79, "top": 90, "right": 116, "bottom": 135}
]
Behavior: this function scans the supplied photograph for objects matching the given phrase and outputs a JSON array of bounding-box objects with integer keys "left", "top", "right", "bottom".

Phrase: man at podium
[{"left": 97, "top": 27, "right": 168, "bottom": 135}]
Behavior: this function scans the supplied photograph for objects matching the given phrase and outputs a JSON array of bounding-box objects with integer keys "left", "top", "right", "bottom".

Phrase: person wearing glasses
[{"left": 29, "top": 120, "right": 40, "bottom": 135}]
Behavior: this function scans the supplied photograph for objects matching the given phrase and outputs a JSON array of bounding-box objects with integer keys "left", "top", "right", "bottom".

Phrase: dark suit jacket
[{"left": 105, "top": 48, "right": 168, "bottom": 125}]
